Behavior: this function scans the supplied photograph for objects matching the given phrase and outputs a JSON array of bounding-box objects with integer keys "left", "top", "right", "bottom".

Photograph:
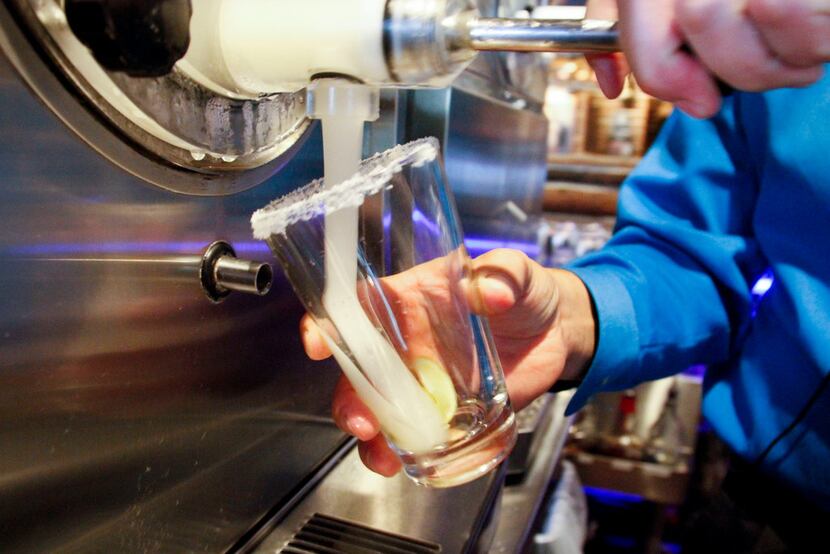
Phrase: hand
[
  {"left": 301, "top": 249, "right": 596, "bottom": 476},
  {"left": 587, "top": 0, "right": 829, "bottom": 118}
]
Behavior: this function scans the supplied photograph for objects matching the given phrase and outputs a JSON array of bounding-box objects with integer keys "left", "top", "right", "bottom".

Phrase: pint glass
[{"left": 252, "top": 138, "right": 516, "bottom": 487}]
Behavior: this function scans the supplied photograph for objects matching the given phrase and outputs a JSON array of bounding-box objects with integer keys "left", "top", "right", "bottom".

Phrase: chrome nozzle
[
  {"left": 462, "top": 18, "right": 620, "bottom": 54},
  {"left": 384, "top": 0, "right": 619, "bottom": 87}
]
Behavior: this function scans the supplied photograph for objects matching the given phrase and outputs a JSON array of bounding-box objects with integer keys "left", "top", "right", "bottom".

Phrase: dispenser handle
[{"left": 462, "top": 18, "right": 619, "bottom": 54}]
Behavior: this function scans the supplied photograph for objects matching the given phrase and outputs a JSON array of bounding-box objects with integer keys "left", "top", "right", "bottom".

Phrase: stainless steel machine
[{"left": 0, "top": 1, "right": 615, "bottom": 551}]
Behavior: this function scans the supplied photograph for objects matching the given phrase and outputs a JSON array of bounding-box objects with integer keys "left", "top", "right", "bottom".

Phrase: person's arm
[{"left": 565, "top": 94, "right": 766, "bottom": 413}]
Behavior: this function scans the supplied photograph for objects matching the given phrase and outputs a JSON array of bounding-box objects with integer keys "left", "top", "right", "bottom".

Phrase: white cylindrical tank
[{"left": 183, "top": 0, "right": 390, "bottom": 95}]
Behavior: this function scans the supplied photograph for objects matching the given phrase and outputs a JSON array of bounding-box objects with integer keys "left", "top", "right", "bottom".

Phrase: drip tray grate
[{"left": 281, "top": 513, "right": 441, "bottom": 553}]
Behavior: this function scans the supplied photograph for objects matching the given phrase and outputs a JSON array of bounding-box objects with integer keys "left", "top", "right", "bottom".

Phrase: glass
[{"left": 251, "top": 138, "right": 517, "bottom": 487}]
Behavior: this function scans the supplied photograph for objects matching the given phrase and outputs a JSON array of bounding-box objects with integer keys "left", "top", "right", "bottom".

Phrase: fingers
[
  {"left": 331, "top": 375, "right": 380, "bottom": 441},
  {"left": 586, "top": 0, "right": 630, "bottom": 98},
  {"left": 332, "top": 376, "right": 401, "bottom": 477},
  {"left": 618, "top": 0, "right": 723, "bottom": 118},
  {"left": 585, "top": 0, "right": 618, "bottom": 19},
  {"left": 358, "top": 436, "right": 403, "bottom": 477},
  {"left": 303, "top": 316, "right": 396, "bottom": 476},
  {"left": 747, "top": 0, "right": 830, "bottom": 68},
  {"left": 588, "top": 53, "right": 631, "bottom": 99},
  {"left": 675, "top": 0, "right": 824, "bottom": 94},
  {"left": 300, "top": 314, "right": 332, "bottom": 360},
  {"left": 593, "top": 0, "right": 827, "bottom": 119}
]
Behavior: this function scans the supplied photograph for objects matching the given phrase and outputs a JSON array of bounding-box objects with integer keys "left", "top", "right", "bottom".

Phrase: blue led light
[
  {"left": 750, "top": 268, "right": 775, "bottom": 317},
  {"left": 583, "top": 485, "right": 645, "bottom": 506},
  {"left": 751, "top": 268, "right": 775, "bottom": 298},
  {"left": 601, "top": 535, "right": 639, "bottom": 549}
]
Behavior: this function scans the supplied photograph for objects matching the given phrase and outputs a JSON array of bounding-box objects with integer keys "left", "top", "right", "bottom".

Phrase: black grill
[{"left": 281, "top": 513, "right": 441, "bottom": 554}]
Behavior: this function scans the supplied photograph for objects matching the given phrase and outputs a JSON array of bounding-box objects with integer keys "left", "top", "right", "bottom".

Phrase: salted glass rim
[{"left": 251, "top": 137, "right": 440, "bottom": 239}]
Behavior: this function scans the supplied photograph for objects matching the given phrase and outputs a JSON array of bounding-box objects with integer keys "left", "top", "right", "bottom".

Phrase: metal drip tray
[
  {"left": 281, "top": 514, "right": 441, "bottom": 554},
  {"left": 247, "top": 393, "right": 576, "bottom": 554},
  {"left": 249, "top": 442, "right": 503, "bottom": 554}
]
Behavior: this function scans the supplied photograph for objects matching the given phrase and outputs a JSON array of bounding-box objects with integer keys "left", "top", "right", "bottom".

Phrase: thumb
[
  {"left": 475, "top": 271, "right": 521, "bottom": 316},
  {"left": 467, "top": 249, "right": 536, "bottom": 317},
  {"left": 467, "top": 249, "right": 560, "bottom": 340}
]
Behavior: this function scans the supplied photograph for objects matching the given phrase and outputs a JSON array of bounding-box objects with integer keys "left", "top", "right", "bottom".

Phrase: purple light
[
  {"left": 464, "top": 236, "right": 541, "bottom": 258},
  {"left": 683, "top": 364, "right": 706, "bottom": 380},
  {"left": 411, "top": 208, "right": 442, "bottom": 236},
  {"left": 4, "top": 240, "right": 272, "bottom": 257},
  {"left": 601, "top": 536, "right": 639, "bottom": 550},
  {"left": 8, "top": 234, "right": 541, "bottom": 263},
  {"left": 583, "top": 485, "right": 645, "bottom": 506},
  {"left": 232, "top": 242, "right": 272, "bottom": 255},
  {"left": 369, "top": 207, "right": 544, "bottom": 260}
]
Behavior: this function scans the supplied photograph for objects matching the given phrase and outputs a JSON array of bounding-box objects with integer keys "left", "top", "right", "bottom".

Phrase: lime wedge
[{"left": 413, "top": 358, "right": 458, "bottom": 424}]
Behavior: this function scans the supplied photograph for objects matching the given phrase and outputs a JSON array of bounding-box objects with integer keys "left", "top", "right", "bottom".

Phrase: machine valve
[{"left": 200, "top": 241, "right": 273, "bottom": 303}]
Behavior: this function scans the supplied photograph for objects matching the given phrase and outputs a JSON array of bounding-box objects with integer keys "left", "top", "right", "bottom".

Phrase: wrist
[{"left": 550, "top": 269, "right": 597, "bottom": 382}]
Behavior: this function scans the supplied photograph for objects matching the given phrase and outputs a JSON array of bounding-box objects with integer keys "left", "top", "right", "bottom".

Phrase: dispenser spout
[
  {"left": 200, "top": 241, "right": 273, "bottom": 302},
  {"left": 214, "top": 256, "right": 273, "bottom": 297}
]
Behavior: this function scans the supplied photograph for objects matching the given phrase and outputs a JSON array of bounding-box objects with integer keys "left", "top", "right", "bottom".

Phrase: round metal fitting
[
  {"left": 383, "top": 0, "right": 477, "bottom": 87},
  {"left": 200, "top": 241, "right": 273, "bottom": 303}
]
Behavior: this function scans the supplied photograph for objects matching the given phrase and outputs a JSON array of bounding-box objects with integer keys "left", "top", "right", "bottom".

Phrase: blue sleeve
[{"left": 565, "top": 97, "right": 768, "bottom": 414}]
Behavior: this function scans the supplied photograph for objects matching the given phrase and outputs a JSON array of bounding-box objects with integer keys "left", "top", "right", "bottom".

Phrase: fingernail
[
  {"left": 592, "top": 58, "right": 614, "bottom": 94},
  {"left": 347, "top": 415, "right": 372, "bottom": 440},
  {"left": 590, "top": 55, "right": 622, "bottom": 99},
  {"left": 675, "top": 100, "right": 709, "bottom": 119},
  {"left": 479, "top": 273, "right": 516, "bottom": 308}
]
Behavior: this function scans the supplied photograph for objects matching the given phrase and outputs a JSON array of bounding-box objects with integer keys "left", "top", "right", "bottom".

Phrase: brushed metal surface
[
  {"left": 0, "top": 50, "right": 347, "bottom": 553},
  {"left": 281, "top": 513, "right": 442, "bottom": 553},
  {"left": 407, "top": 85, "right": 548, "bottom": 220},
  {"left": 248, "top": 394, "right": 574, "bottom": 554},
  {"left": 490, "top": 392, "right": 574, "bottom": 553},
  {"left": 250, "top": 445, "right": 504, "bottom": 554}
]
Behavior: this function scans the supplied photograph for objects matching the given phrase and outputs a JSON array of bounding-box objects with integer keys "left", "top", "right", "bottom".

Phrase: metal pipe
[
  {"left": 214, "top": 255, "right": 273, "bottom": 297},
  {"left": 463, "top": 18, "right": 619, "bottom": 54}
]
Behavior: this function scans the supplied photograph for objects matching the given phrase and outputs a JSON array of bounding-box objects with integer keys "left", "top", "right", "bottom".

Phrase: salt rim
[{"left": 251, "top": 137, "right": 440, "bottom": 239}]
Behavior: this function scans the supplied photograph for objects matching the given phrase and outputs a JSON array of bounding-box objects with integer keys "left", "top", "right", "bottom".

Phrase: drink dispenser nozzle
[
  {"left": 456, "top": 16, "right": 619, "bottom": 54},
  {"left": 183, "top": 0, "right": 620, "bottom": 96}
]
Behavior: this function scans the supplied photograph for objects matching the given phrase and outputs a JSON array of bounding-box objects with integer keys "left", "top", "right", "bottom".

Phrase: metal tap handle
[{"left": 462, "top": 18, "right": 619, "bottom": 54}]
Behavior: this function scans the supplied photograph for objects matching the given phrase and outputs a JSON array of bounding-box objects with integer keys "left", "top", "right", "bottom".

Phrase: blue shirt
[{"left": 567, "top": 72, "right": 830, "bottom": 510}]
